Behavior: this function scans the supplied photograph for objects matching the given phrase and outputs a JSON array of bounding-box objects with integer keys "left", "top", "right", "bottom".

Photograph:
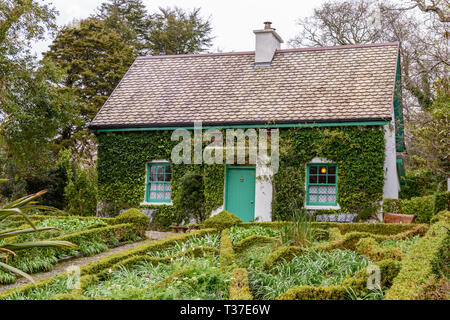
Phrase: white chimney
[{"left": 253, "top": 22, "right": 284, "bottom": 66}]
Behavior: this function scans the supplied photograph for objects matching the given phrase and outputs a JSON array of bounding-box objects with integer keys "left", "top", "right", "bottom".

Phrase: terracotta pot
[{"left": 383, "top": 212, "right": 416, "bottom": 224}]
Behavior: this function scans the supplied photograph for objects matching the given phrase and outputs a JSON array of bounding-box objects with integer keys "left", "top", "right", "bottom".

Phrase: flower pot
[{"left": 383, "top": 212, "right": 416, "bottom": 224}]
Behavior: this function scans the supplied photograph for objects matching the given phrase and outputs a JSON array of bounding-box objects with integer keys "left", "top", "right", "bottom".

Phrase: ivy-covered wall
[
  {"left": 96, "top": 125, "right": 386, "bottom": 227},
  {"left": 273, "top": 126, "right": 386, "bottom": 221},
  {"left": 97, "top": 131, "right": 224, "bottom": 228}
]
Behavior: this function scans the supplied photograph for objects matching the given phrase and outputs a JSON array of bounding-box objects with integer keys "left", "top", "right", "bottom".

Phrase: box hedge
[{"left": 386, "top": 211, "right": 449, "bottom": 300}]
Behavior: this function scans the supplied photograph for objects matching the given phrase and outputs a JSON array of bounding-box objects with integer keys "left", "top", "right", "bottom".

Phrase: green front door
[{"left": 225, "top": 166, "right": 256, "bottom": 222}]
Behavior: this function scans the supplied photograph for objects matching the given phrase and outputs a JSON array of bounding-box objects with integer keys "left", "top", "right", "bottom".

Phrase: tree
[
  {"left": 147, "top": 7, "right": 213, "bottom": 55},
  {"left": 95, "top": 0, "right": 152, "bottom": 55},
  {"left": 0, "top": 1, "right": 79, "bottom": 179},
  {"left": 289, "top": 0, "right": 449, "bottom": 189},
  {"left": 289, "top": 0, "right": 448, "bottom": 113},
  {"left": 43, "top": 18, "right": 136, "bottom": 160}
]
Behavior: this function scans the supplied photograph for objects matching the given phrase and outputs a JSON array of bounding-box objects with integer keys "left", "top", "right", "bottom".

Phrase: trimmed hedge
[
  {"left": 80, "top": 228, "right": 217, "bottom": 275},
  {"left": 111, "top": 208, "right": 150, "bottom": 236},
  {"left": 233, "top": 235, "right": 279, "bottom": 253},
  {"left": 383, "top": 191, "right": 450, "bottom": 223},
  {"left": 0, "top": 228, "right": 219, "bottom": 299},
  {"left": 203, "top": 210, "right": 242, "bottom": 230},
  {"left": 355, "top": 238, "right": 402, "bottom": 262},
  {"left": 277, "top": 259, "right": 402, "bottom": 300},
  {"left": 241, "top": 221, "right": 418, "bottom": 236},
  {"left": 229, "top": 268, "right": 253, "bottom": 300},
  {"left": 263, "top": 246, "right": 306, "bottom": 270},
  {"left": 219, "top": 229, "right": 235, "bottom": 270},
  {"left": 385, "top": 211, "right": 450, "bottom": 300}
]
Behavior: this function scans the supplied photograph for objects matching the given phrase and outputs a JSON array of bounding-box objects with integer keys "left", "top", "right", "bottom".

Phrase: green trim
[
  {"left": 145, "top": 162, "right": 172, "bottom": 203},
  {"left": 94, "top": 121, "right": 389, "bottom": 133},
  {"left": 306, "top": 164, "right": 338, "bottom": 206},
  {"left": 396, "top": 158, "right": 406, "bottom": 187},
  {"left": 394, "top": 55, "right": 405, "bottom": 152}
]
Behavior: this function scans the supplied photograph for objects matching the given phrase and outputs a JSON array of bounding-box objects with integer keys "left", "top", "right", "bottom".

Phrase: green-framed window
[
  {"left": 145, "top": 163, "right": 172, "bottom": 203},
  {"left": 306, "top": 164, "right": 338, "bottom": 206}
]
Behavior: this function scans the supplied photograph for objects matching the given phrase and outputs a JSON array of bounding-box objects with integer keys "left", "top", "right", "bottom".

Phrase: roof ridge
[{"left": 136, "top": 42, "right": 399, "bottom": 60}]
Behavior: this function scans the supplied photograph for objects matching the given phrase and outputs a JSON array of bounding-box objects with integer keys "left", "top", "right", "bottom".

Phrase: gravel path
[{"left": 0, "top": 231, "right": 175, "bottom": 293}]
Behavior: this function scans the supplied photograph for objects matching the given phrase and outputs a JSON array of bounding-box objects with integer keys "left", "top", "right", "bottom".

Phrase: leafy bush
[
  {"left": 230, "top": 268, "right": 253, "bottom": 300},
  {"left": 177, "top": 172, "right": 205, "bottom": 222},
  {"left": 113, "top": 208, "right": 150, "bottom": 236},
  {"left": 384, "top": 192, "right": 450, "bottom": 223},
  {"left": 203, "top": 210, "right": 242, "bottom": 230},
  {"left": 386, "top": 212, "right": 450, "bottom": 299}
]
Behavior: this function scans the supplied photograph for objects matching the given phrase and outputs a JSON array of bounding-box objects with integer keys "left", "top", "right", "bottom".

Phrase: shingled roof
[{"left": 89, "top": 42, "right": 399, "bottom": 130}]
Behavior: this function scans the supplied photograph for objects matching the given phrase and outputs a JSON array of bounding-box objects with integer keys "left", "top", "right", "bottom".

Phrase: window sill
[
  {"left": 305, "top": 204, "right": 341, "bottom": 210},
  {"left": 140, "top": 202, "right": 173, "bottom": 206}
]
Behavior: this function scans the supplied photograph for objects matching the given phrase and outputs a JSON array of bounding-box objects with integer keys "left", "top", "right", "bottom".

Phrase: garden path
[{"left": 0, "top": 231, "right": 175, "bottom": 293}]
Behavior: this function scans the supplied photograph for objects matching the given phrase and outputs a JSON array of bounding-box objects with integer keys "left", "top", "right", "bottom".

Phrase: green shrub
[
  {"left": 386, "top": 212, "right": 450, "bottom": 300},
  {"left": 177, "top": 172, "right": 205, "bottom": 222},
  {"left": 203, "top": 210, "right": 242, "bottom": 230},
  {"left": 229, "top": 268, "right": 253, "bottom": 300},
  {"left": 263, "top": 246, "right": 305, "bottom": 269},
  {"left": 219, "top": 229, "right": 235, "bottom": 270},
  {"left": 383, "top": 199, "right": 402, "bottom": 214},
  {"left": 113, "top": 209, "right": 150, "bottom": 236},
  {"left": 434, "top": 191, "right": 450, "bottom": 214},
  {"left": 384, "top": 192, "right": 450, "bottom": 223},
  {"left": 355, "top": 238, "right": 402, "bottom": 262},
  {"left": 402, "top": 195, "right": 434, "bottom": 223},
  {"left": 233, "top": 235, "right": 279, "bottom": 253}
]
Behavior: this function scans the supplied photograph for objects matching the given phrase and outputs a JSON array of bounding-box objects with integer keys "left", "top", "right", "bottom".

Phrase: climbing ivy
[
  {"left": 96, "top": 125, "right": 386, "bottom": 225},
  {"left": 96, "top": 131, "right": 225, "bottom": 227},
  {"left": 273, "top": 126, "right": 386, "bottom": 221}
]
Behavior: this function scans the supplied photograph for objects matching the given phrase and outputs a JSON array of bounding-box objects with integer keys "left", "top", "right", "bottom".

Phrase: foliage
[
  {"left": 219, "top": 229, "right": 235, "bottom": 270},
  {"left": 60, "top": 149, "right": 98, "bottom": 217},
  {"left": 112, "top": 208, "right": 150, "bottom": 236},
  {"left": 399, "top": 168, "right": 441, "bottom": 199},
  {"left": 229, "top": 226, "right": 279, "bottom": 244},
  {"left": 178, "top": 172, "right": 205, "bottom": 222},
  {"left": 386, "top": 211, "right": 450, "bottom": 299},
  {"left": 203, "top": 211, "right": 242, "bottom": 231},
  {"left": 95, "top": 0, "right": 151, "bottom": 55},
  {"left": 383, "top": 191, "right": 450, "bottom": 223},
  {"left": 279, "top": 211, "right": 316, "bottom": 247},
  {"left": 0, "top": 187, "right": 77, "bottom": 283},
  {"left": 229, "top": 268, "right": 253, "bottom": 300},
  {"left": 250, "top": 249, "right": 369, "bottom": 300},
  {"left": 273, "top": 127, "right": 385, "bottom": 220},
  {"left": 146, "top": 6, "right": 213, "bottom": 55}
]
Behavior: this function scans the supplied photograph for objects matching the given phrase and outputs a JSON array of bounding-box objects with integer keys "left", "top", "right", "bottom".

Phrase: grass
[
  {"left": 2, "top": 275, "right": 72, "bottom": 300},
  {"left": 249, "top": 249, "right": 370, "bottom": 299},
  {"left": 229, "top": 226, "right": 279, "bottom": 243},
  {"left": 84, "top": 255, "right": 231, "bottom": 300},
  {"left": 379, "top": 235, "right": 421, "bottom": 253},
  {"left": 147, "top": 234, "right": 220, "bottom": 258}
]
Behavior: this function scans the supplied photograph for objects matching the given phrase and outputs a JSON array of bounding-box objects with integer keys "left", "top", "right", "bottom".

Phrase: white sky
[{"left": 34, "top": 0, "right": 327, "bottom": 56}]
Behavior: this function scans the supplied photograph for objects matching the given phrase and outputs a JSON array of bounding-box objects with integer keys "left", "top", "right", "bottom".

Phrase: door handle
[{"left": 251, "top": 201, "right": 254, "bottom": 204}]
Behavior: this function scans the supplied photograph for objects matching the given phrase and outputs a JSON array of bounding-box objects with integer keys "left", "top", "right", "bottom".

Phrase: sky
[{"left": 33, "top": 0, "right": 327, "bottom": 56}]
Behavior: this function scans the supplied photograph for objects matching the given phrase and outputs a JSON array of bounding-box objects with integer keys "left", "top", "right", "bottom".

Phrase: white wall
[{"left": 383, "top": 114, "right": 400, "bottom": 200}]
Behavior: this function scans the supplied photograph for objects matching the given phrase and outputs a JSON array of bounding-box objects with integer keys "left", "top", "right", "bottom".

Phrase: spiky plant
[{"left": 0, "top": 183, "right": 78, "bottom": 284}]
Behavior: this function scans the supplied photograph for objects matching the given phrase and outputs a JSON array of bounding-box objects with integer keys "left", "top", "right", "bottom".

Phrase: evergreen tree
[
  {"left": 96, "top": 0, "right": 151, "bottom": 55},
  {"left": 148, "top": 7, "right": 213, "bottom": 55},
  {"left": 44, "top": 18, "right": 136, "bottom": 123}
]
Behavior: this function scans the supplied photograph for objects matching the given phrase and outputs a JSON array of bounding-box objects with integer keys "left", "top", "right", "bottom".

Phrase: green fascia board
[
  {"left": 94, "top": 121, "right": 389, "bottom": 133},
  {"left": 396, "top": 157, "right": 407, "bottom": 187}
]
